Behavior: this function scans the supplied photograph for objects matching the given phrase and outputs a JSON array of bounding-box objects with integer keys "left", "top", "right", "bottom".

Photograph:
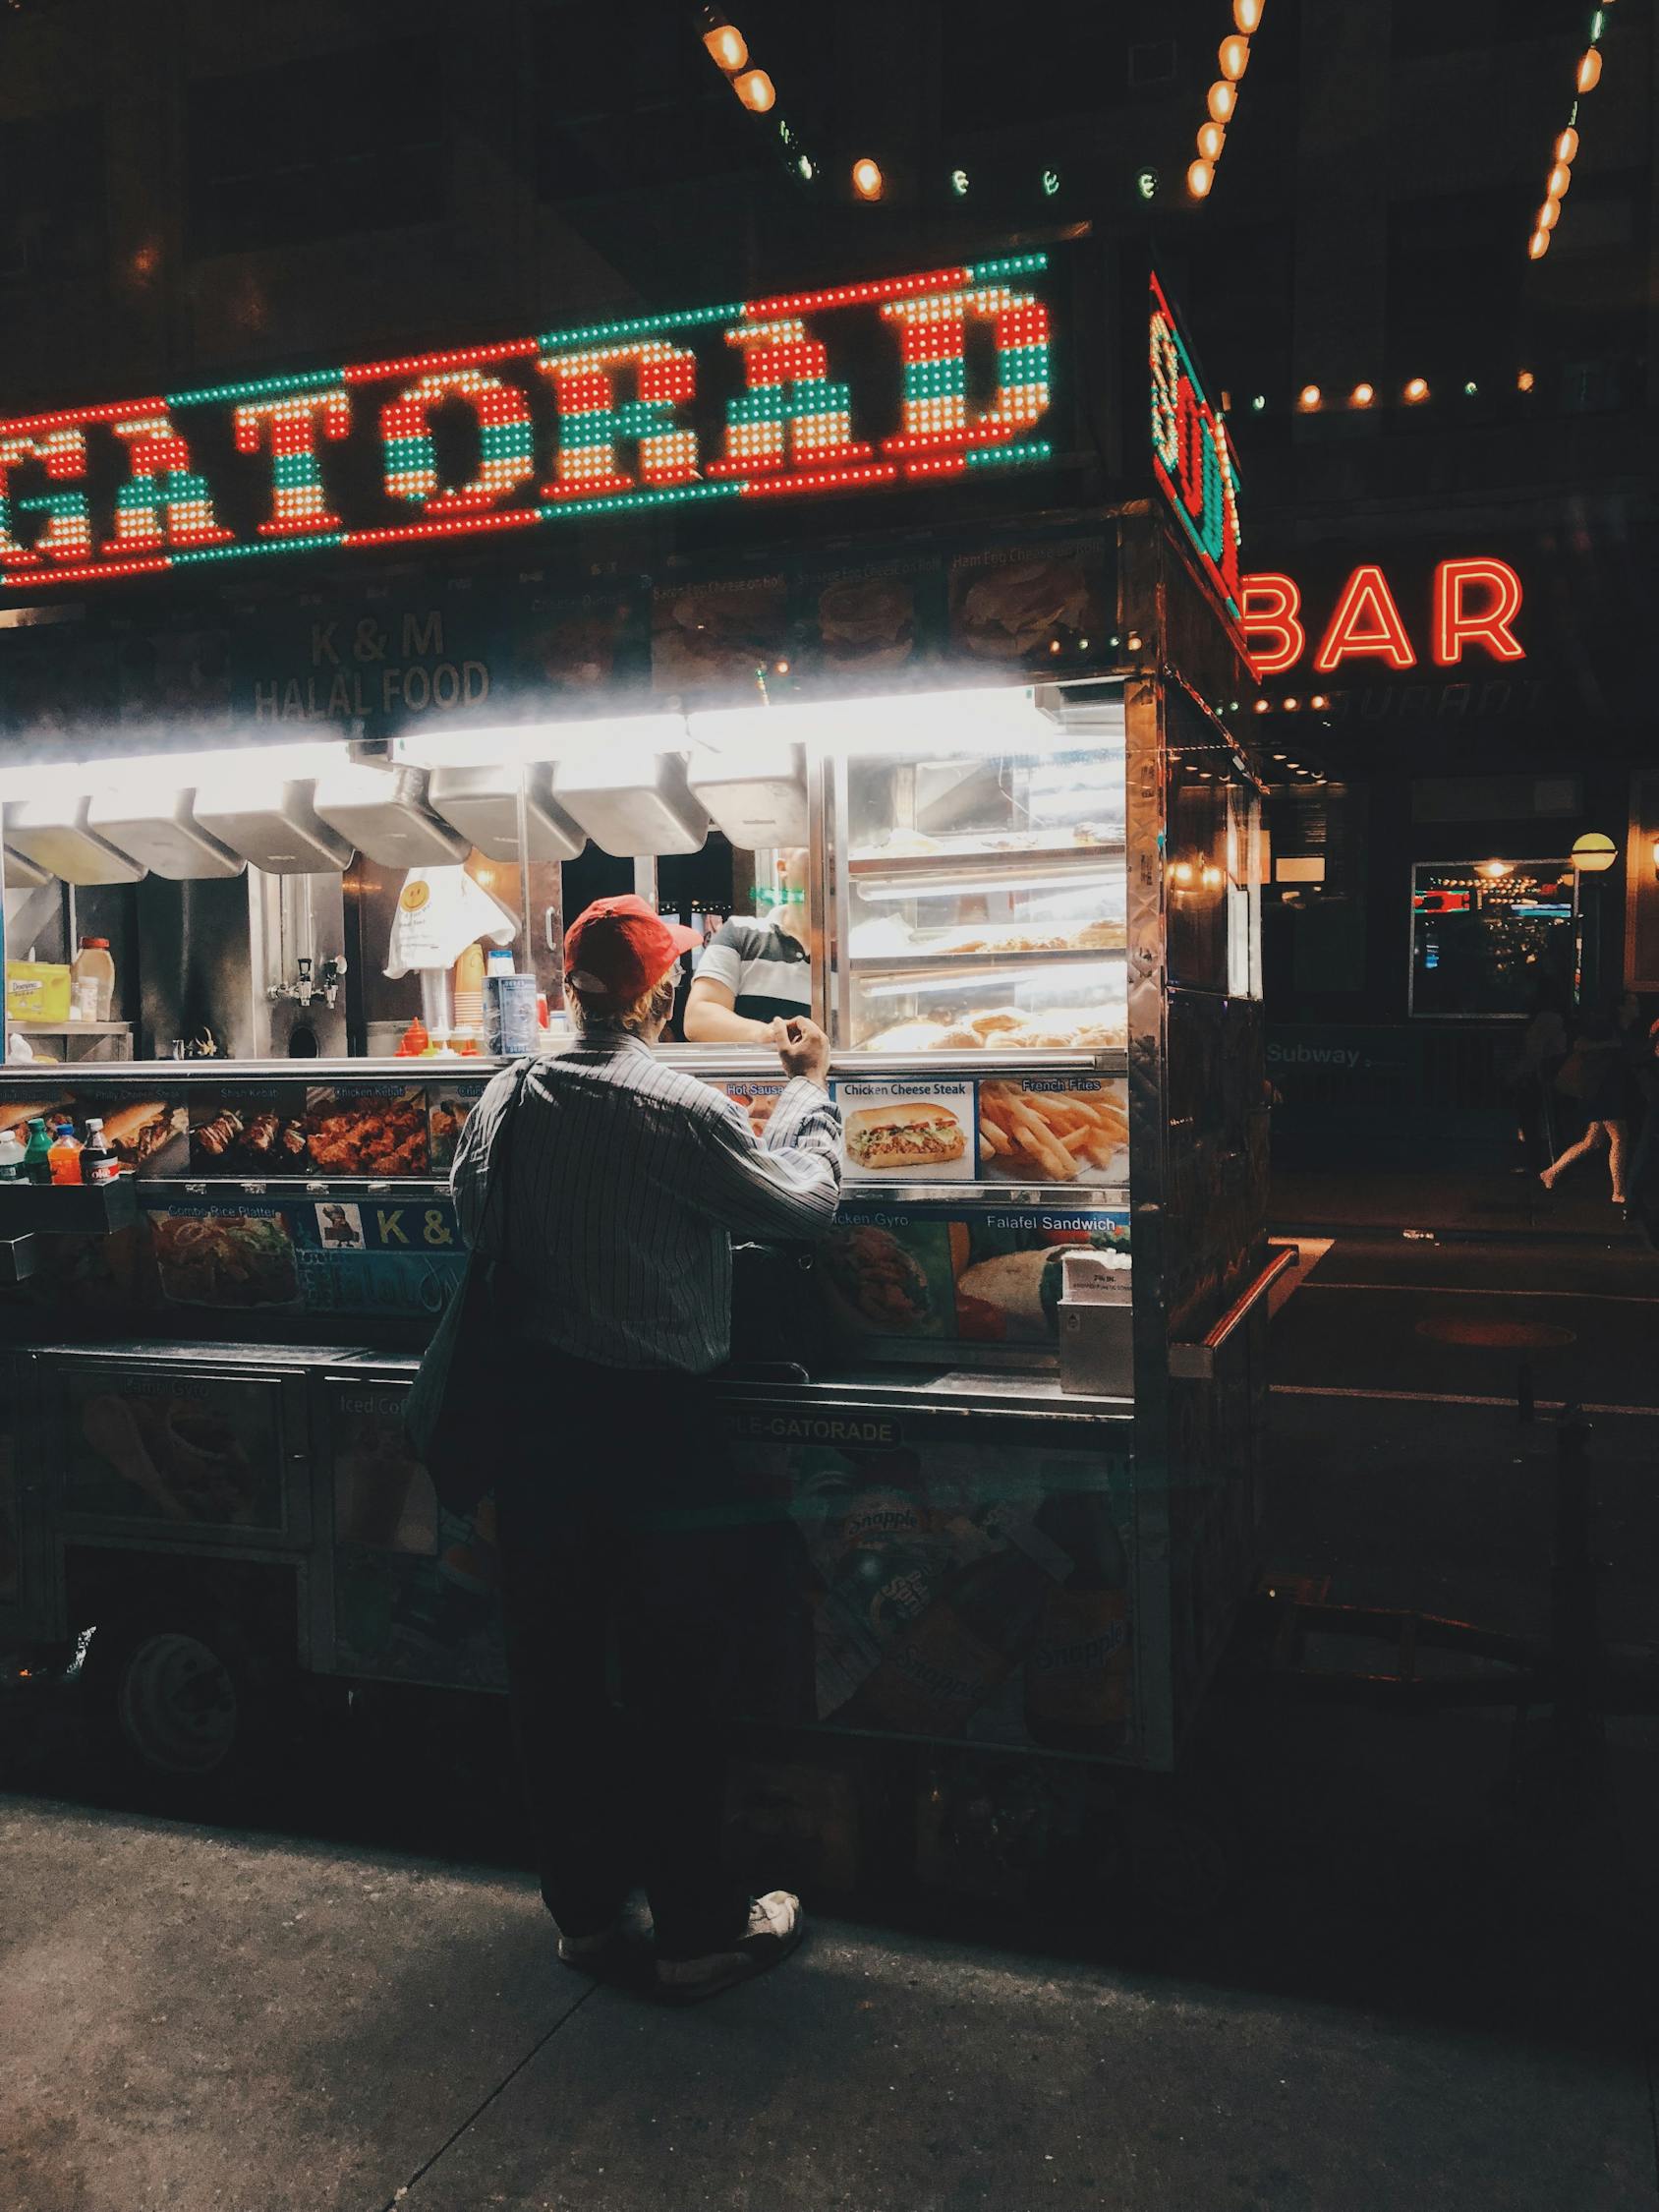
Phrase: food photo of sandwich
[
  {"left": 844, "top": 1099, "right": 968, "bottom": 1175},
  {"left": 101, "top": 1098, "right": 189, "bottom": 1171},
  {"left": 815, "top": 573, "right": 915, "bottom": 671},
  {"left": 950, "top": 554, "right": 1095, "bottom": 663},
  {"left": 652, "top": 579, "right": 787, "bottom": 690}
]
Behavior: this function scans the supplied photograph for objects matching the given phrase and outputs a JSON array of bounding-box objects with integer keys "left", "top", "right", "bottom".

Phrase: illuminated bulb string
[
  {"left": 1188, "top": 0, "right": 1263, "bottom": 200},
  {"left": 1526, "top": 3, "right": 1614, "bottom": 261}
]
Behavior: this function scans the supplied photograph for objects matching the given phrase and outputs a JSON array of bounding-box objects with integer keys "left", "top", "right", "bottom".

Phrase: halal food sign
[{"left": 0, "top": 255, "right": 1056, "bottom": 595}]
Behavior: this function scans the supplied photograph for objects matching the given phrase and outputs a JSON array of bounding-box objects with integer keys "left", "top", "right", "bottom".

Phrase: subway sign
[
  {"left": 0, "top": 254, "right": 1058, "bottom": 593},
  {"left": 1241, "top": 558, "right": 1524, "bottom": 676}
]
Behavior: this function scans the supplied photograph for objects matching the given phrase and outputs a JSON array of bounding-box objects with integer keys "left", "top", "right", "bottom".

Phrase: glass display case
[{"left": 830, "top": 692, "right": 1128, "bottom": 1055}]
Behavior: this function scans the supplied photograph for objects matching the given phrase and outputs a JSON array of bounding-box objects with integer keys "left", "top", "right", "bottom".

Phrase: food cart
[{"left": 0, "top": 234, "right": 1271, "bottom": 1805}]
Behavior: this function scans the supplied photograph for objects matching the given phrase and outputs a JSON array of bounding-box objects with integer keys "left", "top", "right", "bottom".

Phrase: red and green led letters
[
  {"left": 1148, "top": 270, "right": 1242, "bottom": 626},
  {"left": 0, "top": 255, "right": 1056, "bottom": 592}
]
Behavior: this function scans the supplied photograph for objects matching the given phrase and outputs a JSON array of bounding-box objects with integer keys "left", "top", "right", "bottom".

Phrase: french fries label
[{"left": 975, "top": 1076, "right": 1128, "bottom": 1191}]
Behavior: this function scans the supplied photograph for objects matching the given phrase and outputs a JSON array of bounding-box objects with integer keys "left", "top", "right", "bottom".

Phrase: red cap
[{"left": 563, "top": 895, "right": 700, "bottom": 1011}]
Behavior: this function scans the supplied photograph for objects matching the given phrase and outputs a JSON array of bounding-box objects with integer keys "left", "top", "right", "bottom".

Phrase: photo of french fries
[{"left": 977, "top": 1080, "right": 1128, "bottom": 1186}]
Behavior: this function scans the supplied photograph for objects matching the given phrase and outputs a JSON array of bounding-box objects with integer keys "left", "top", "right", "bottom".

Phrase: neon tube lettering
[
  {"left": 1312, "top": 563, "right": 1416, "bottom": 671},
  {"left": 1432, "top": 557, "right": 1523, "bottom": 665}
]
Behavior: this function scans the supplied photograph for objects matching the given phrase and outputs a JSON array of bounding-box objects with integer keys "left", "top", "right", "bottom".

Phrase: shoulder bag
[{"left": 404, "top": 1061, "right": 531, "bottom": 1514}]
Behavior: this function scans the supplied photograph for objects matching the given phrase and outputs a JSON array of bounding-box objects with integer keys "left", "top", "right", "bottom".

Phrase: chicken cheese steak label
[{"left": 833, "top": 1079, "right": 975, "bottom": 1185}]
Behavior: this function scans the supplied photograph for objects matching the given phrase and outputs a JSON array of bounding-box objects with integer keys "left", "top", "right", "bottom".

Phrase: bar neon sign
[
  {"left": 1241, "top": 559, "right": 1525, "bottom": 675},
  {"left": 0, "top": 255, "right": 1055, "bottom": 592},
  {"left": 1149, "top": 269, "right": 1243, "bottom": 626}
]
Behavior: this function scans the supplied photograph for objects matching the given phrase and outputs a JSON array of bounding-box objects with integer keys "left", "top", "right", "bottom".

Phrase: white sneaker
[
  {"left": 655, "top": 1892, "right": 805, "bottom": 2003},
  {"left": 556, "top": 1921, "right": 621, "bottom": 1968}
]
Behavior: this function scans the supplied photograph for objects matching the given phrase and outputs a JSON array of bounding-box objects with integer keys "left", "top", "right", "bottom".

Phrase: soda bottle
[
  {"left": 23, "top": 1118, "right": 53, "bottom": 1186},
  {"left": 48, "top": 1123, "right": 85, "bottom": 1185},
  {"left": 0, "top": 1128, "right": 25, "bottom": 1182},
  {"left": 1023, "top": 1488, "right": 1132, "bottom": 1754},
  {"left": 81, "top": 1119, "right": 120, "bottom": 1188}
]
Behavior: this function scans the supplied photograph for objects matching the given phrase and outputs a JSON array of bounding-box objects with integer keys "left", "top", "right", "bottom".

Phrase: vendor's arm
[{"left": 683, "top": 974, "right": 780, "bottom": 1045}]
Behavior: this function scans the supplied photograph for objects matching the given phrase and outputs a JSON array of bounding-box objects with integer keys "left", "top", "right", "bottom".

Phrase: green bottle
[{"left": 23, "top": 1118, "right": 53, "bottom": 1186}]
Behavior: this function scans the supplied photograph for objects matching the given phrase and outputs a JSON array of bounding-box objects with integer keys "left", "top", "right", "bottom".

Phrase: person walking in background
[
  {"left": 1510, "top": 990, "right": 1569, "bottom": 1175},
  {"left": 1626, "top": 1019, "right": 1659, "bottom": 1246},
  {"left": 1541, "top": 1007, "right": 1635, "bottom": 1206}
]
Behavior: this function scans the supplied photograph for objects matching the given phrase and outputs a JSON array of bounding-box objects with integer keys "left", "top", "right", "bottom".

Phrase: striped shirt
[
  {"left": 695, "top": 916, "right": 812, "bottom": 1026},
  {"left": 450, "top": 1031, "right": 841, "bottom": 1373}
]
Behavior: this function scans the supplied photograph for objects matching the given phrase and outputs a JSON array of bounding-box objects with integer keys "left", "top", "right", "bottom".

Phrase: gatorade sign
[{"left": 1241, "top": 558, "right": 1524, "bottom": 676}]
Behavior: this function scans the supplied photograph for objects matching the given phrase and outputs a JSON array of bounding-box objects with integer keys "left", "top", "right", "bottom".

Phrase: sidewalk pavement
[
  {"left": 1272, "top": 1164, "right": 1648, "bottom": 1245},
  {"left": 4, "top": 1708, "right": 1655, "bottom": 2212}
]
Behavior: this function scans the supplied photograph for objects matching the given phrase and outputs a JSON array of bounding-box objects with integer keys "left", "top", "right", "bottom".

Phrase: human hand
[
  {"left": 776, "top": 1016, "right": 830, "bottom": 1088},
  {"left": 759, "top": 1017, "right": 790, "bottom": 1047}
]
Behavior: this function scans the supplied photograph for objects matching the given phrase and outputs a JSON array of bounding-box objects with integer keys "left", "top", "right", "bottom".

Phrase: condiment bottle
[
  {"left": 23, "top": 1118, "right": 53, "bottom": 1185},
  {"left": 0, "top": 1129, "right": 25, "bottom": 1182},
  {"left": 81, "top": 1118, "right": 120, "bottom": 1187},
  {"left": 48, "top": 1122, "right": 84, "bottom": 1185},
  {"left": 72, "top": 937, "right": 115, "bottom": 1022}
]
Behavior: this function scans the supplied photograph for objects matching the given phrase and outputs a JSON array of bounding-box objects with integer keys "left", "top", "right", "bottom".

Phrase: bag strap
[{"left": 474, "top": 1059, "right": 533, "bottom": 1260}]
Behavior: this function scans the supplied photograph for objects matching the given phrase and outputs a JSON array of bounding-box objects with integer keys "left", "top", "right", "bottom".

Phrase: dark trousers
[{"left": 493, "top": 1356, "right": 752, "bottom": 1959}]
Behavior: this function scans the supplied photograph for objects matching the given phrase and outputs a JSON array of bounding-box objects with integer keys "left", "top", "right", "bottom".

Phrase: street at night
[{"left": 3, "top": 0, "right": 1658, "bottom": 2205}]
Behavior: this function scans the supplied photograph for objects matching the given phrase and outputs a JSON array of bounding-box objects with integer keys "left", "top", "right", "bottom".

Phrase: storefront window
[{"left": 1408, "top": 858, "right": 1575, "bottom": 1018}]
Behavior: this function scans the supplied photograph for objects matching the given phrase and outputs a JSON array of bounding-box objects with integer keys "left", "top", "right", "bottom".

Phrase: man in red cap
[{"left": 451, "top": 894, "right": 840, "bottom": 2000}]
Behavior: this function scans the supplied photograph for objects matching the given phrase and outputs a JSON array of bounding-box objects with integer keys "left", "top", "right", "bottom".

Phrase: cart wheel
[
  {"left": 86, "top": 1608, "right": 264, "bottom": 1790},
  {"left": 1125, "top": 1802, "right": 1237, "bottom": 1923}
]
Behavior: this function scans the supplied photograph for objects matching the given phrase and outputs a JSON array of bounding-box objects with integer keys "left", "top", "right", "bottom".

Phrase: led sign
[
  {"left": 0, "top": 256, "right": 1055, "bottom": 593},
  {"left": 1148, "top": 270, "right": 1243, "bottom": 627},
  {"left": 1241, "top": 558, "right": 1524, "bottom": 676}
]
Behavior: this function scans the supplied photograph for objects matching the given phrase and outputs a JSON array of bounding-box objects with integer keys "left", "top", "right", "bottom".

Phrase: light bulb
[
  {"left": 1219, "top": 33, "right": 1250, "bottom": 79},
  {"left": 1197, "top": 120, "right": 1227, "bottom": 159},
  {"left": 1403, "top": 376, "right": 1429, "bottom": 402},
  {"left": 851, "top": 155, "right": 884, "bottom": 201},
  {"left": 1555, "top": 127, "right": 1580, "bottom": 164},
  {"left": 950, "top": 167, "right": 970, "bottom": 197},
  {"left": 702, "top": 20, "right": 748, "bottom": 72},
  {"left": 1296, "top": 383, "right": 1321, "bottom": 411},
  {"left": 1547, "top": 161, "right": 1572, "bottom": 200},
  {"left": 1233, "top": 0, "right": 1264, "bottom": 28},
  {"left": 1527, "top": 229, "right": 1551, "bottom": 261},
  {"left": 1537, "top": 199, "right": 1559, "bottom": 231},
  {"left": 734, "top": 68, "right": 774, "bottom": 111},
  {"left": 1187, "top": 156, "right": 1216, "bottom": 199},
  {"left": 1516, "top": 369, "right": 1536, "bottom": 392},
  {"left": 1350, "top": 381, "right": 1374, "bottom": 407},
  {"left": 1576, "top": 46, "right": 1602, "bottom": 91},
  {"left": 1207, "top": 80, "right": 1237, "bottom": 122}
]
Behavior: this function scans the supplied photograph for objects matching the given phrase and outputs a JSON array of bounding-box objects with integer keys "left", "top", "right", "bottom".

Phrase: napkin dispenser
[{"left": 1057, "top": 1249, "right": 1132, "bottom": 1398}]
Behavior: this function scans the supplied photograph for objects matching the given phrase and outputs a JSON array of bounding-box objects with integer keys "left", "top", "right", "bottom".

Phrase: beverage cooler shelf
[{"left": 0, "top": 1177, "right": 138, "bottom": 1233}]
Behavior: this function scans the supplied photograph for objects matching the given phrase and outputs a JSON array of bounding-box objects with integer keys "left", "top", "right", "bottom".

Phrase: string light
[
  {"left": 1403, "top": 377, "right": 1429, "bottom": 403},
  {"left": 1189, "top": 5, "right": 1261, "bottom": 198},
  {"left": 1350, "top": 382, "right": 1374, "bottom": 408},
  {"left": 851, "top": 156, "right": 885, "bottom": 201},
  {"left": 700, "top": 12, "right": 748, "bottom": 72},
  {"left": 734, "top": 69, "right": 774, "bottom": 112},
  {"left": 1296, "top": 383, "right": 1321, "bottom": 411},
  {"left": 1526, "top": 3, "right": 1613, "bottom": 261}
]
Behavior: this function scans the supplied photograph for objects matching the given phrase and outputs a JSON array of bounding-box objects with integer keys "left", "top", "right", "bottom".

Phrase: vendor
[{"left": 683, "top": 847, "right": 812, "bottom": 1045}]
